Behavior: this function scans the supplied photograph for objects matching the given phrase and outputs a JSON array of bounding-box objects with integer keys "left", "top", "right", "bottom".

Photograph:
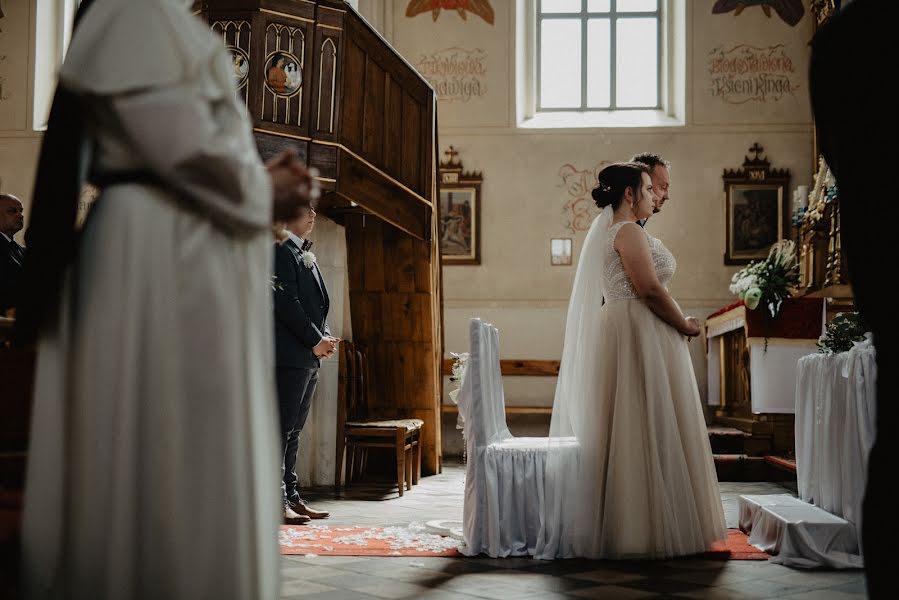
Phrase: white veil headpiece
[{"left": 536, "top": 207, "right": 613, "bottom": 559}]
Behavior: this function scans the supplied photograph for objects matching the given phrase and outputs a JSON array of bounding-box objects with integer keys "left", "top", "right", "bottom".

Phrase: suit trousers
[{"left": 276, "top": 366, "right": 318, "bottom": 505}]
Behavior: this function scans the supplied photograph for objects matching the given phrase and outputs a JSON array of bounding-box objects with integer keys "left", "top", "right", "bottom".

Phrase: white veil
[{"left": 535, "top": 207, "right": 613, "bottom": 559}]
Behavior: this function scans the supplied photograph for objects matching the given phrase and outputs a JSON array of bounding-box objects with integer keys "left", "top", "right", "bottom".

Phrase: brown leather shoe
[
  {"left": 290, "top": 502, "right": 330, "bottom": 519},
  {"left": 283, "top": 506, "right": 311, "bottom": 525}
]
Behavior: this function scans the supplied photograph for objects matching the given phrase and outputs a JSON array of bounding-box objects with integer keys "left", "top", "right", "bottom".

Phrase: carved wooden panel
[
  {"left": 211, "top": 19, "right": 252, "bottom": 106},
  {"left": 341, "top": 39, "right": 365, "bottom": 149},
  {"left": 311, "top": 5, "right": 343, "bottom": 141},
  {"left": 345, "top": 214, "right": 440, "bottom": 473},
  {"left": 401, "top": 93, "right": 422, "bottom": 192},
  {"left": 261, "top": 20, "right": 309, "bottom": 128}
]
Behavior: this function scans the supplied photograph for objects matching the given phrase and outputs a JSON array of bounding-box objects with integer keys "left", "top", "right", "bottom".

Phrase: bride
[{"left": 536, "top": 162, "right": 726, "bottom": 559}]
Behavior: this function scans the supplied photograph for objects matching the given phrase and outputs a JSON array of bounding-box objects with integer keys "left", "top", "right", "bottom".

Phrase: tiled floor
[{"left": 284, "top": 464, "right": 866, "bottom": 599}]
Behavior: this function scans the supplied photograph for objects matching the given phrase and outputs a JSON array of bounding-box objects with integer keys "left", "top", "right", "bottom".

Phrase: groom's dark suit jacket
[{"left": 274, "top": 239, "right": 330, "bottom": 369}]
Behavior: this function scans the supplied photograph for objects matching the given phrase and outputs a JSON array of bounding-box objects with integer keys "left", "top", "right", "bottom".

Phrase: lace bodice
[{"left": 603, "top": 221, "right": 677, "bottom": 301}]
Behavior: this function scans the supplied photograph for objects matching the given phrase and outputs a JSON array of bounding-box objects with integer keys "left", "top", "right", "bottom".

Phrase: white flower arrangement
[
  {"left": 447, "top": 352, "right": 469, "bottom": 431},
  {"left": 448, "top": 352, "right": 469, "bottom": 383},
  {"left": 729, "top": 239, "right": 799, "bottom": 317},
  {"left": 301, "top": 251, "right": 317, "bottom": 269}
]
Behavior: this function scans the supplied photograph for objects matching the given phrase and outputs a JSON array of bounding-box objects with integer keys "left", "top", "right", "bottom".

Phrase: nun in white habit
[{"left": 18, "top": 0, "right": 310, "bottom": 597}]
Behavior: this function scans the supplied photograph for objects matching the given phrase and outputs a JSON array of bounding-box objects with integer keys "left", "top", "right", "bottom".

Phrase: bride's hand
[{"left": 681, "top": 316, "right": 701, "bottom": 339}]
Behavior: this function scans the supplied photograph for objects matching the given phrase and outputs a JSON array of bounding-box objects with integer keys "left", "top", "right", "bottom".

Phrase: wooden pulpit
[{"left": 197, "top": 0, "right": 445, "bottom": 474}]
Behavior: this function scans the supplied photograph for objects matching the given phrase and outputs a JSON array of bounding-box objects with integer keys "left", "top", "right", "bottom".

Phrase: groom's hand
[{"left": 313, "top": 336, "right": 340, "bottom": 358}]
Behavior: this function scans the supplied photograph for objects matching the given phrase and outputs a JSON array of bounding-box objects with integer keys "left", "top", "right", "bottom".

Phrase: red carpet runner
[{"left": 280, "top": 526, "right": 770, "bottom": 560}]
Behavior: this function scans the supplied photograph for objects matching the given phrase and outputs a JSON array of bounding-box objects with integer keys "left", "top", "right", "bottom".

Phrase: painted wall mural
[
  {"left": 712, "top": 0, "right": 805, "bottom": 27},
  {"left": 558, "top": 161, "right": 611, "bottom": 234},
  {"left": 414, "top": 47, "right": 487, "bottom": 103},
  {"left": 707, "top": 43, "right": 801, "bottom": 104},
  {"left": 406, "top": 0, "right": 494, "bottom": 25}
]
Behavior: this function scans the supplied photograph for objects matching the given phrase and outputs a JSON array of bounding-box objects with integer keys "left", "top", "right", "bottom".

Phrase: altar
[{"left": 705, "top": 297, "right": 824, "bottom": 452}]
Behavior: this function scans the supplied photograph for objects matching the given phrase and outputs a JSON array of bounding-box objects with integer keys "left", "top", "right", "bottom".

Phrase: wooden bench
[{"left": 442, "top": 358, "right": 558, "bottom": 415}]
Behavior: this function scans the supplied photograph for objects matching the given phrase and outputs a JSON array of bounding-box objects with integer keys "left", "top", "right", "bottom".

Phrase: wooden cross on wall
[{"left": 443, "top": 146, "right": 459, "bottom": 165}]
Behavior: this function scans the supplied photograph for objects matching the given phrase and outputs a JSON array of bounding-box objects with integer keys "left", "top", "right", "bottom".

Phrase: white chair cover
[{"left": 457, "top": 319, "right": 577, "bottom": 557}]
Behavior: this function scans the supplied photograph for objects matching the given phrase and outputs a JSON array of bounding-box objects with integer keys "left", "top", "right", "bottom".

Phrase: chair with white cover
[{"left": 456, "top": 318, "right": 578, "bottom": 557}]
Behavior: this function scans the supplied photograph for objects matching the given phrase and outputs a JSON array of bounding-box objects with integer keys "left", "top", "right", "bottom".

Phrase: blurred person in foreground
[{"left": 16, "top": 1, "right": 319, "bottom": 598}]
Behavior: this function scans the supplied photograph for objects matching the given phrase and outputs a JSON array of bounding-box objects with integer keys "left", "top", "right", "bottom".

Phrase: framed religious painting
[
  {"left": 723, "top": 144, "right": 791, "bottom": 265},
  {"left": 438, "top": 146, "right": 482, "bottom": 265}
]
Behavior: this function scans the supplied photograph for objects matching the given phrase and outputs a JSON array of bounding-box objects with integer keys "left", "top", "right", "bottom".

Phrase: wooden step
[
  {"left": 707, "top": 425, "right": 772, "bottom": 457},
  {"left": 713, "top": 454, "right": 767, "bottom": 482},
  {"left": 713, "top": 415, "right": 774, "bottom": 435},
  {"left": 765, "top": 455, "right": 797, "bottom": 473},
  {"left": 707, "top": 425, "right": 749, "bottom": 437}
]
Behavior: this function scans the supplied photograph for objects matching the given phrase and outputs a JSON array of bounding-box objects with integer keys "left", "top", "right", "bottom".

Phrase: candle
[{"left": 797, "top": 185, "right": 808, "bottom": 208}]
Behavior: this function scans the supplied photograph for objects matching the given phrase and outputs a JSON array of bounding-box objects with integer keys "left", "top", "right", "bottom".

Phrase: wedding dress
[
  {"left": 536, "top": 211, "right": 727, "bottom": 559},
  {"left": 22, "top": 2, "right": 280, "bottom": 598}
]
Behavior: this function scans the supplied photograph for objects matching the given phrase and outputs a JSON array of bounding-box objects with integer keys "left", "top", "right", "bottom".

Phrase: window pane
[
  {"left": 587, "top": 0, "right": 610, "bottom": 11},
  {"left": 541, "top": 0, "right": 582, "bottom": 14},
  {"left": 615, "top": 18, "right": 658, "bottom": 107},
  {"left": 616, "top": 0, "right": 657, "bottom": 12},
  {"left": 540, "top": 19, "right": 582, "bottom": 108},
  {"left": 586, "top": 19, "right": 611, "bottom": 107}
]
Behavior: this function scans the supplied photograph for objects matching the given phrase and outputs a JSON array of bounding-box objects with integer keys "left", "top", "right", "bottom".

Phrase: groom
[
  {"left": 631, "top": 152, "right": 671, "bottom": 226},
  {"left": 274, "top": 205, "right": 339, "bottom": 524}
]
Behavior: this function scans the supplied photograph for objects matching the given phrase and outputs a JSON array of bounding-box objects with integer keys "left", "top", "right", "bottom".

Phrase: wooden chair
[{"left": 335, "top": 340, "right": 423, "bottom": 496}]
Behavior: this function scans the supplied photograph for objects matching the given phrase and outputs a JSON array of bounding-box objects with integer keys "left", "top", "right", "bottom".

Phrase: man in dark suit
[
  {"left": 0, "top": 193, "right": 26, "bottom": 315},
  {"left": 810, "top": 2, "right": 895, "bottom": 597},
  {"left": 274, "top": 205, "right": 339, "bottom": 524}
]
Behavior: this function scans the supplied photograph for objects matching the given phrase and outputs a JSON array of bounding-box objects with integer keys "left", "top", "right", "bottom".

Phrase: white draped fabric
[
  {"left": 748, "top": 341, "right": 820, "bottom": 413},
  {"left": 22, "top": 2, "right": 281, "bottom": 598},
  {"left": 738, "top": 339, "right": 875, "bottom": 570},
  {"left": 457, "top": 319, "right": 578, "bottom": 558},
  {"left": 739, "top": 495, "right": 863, "bottom": 569},
  {"left": 795, "top": 340, "right": 877, "bottom": 532}
]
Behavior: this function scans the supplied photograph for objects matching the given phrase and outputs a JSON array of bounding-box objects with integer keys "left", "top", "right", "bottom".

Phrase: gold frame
[
  {"left": 439, "top": 186, "right": 480, "bottom": 265},
  {"left": 438, "top": 147, "right": 482, "bottom": 266},
  {"left": 723, "top": 144, "right": 791, "bottom": 265}
]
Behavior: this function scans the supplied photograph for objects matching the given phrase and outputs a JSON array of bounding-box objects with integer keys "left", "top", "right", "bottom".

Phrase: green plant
[{"left": 817, "top": 312, "right": 870, "bottom": 354}]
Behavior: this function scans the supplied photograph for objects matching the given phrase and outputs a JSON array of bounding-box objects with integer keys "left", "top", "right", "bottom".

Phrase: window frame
[{"left": 536, "top": 0, "right": 662, "bottom": 112}]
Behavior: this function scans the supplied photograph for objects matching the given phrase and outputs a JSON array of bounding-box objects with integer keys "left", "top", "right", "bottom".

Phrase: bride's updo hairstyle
[{"left": 592, "top": 162, "right": 649, "bottom": 210}]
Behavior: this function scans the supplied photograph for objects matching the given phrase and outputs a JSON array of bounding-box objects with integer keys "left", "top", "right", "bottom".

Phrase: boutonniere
[{"left": 300, "top": 251, "right": 317, "bottom": 269}]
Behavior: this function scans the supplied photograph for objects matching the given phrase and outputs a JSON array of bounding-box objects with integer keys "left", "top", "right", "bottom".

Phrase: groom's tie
[{"left": 301, "top": 239, "right": 313, "bottom": 252}]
